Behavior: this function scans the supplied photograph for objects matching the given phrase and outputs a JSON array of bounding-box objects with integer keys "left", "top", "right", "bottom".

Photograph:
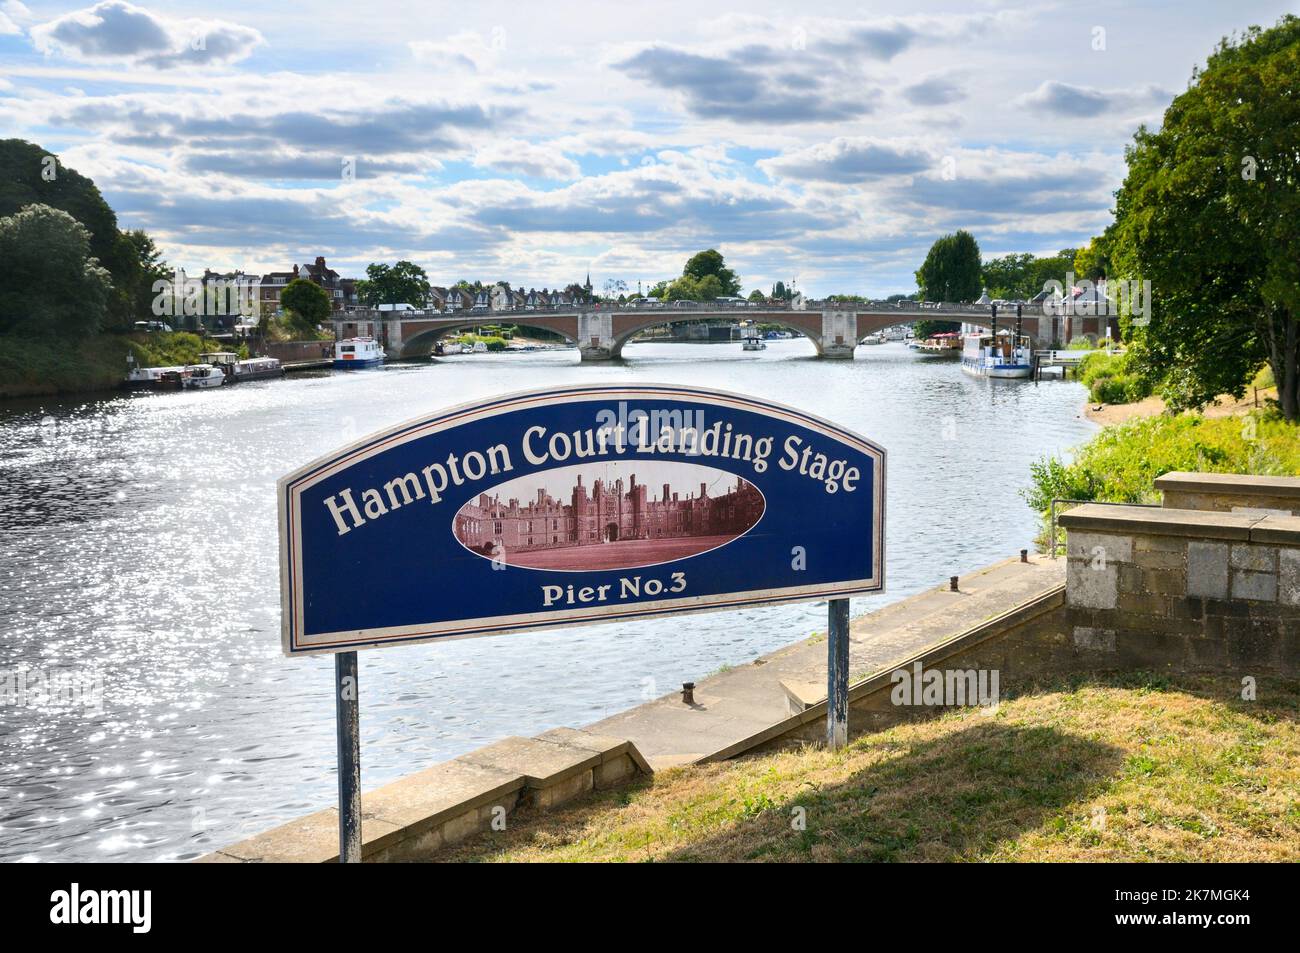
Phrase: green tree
[
  {"left": 356, "top": 260, "right": 431, "bottom": 309},
  {"left": 1110, "top": 15, "right": 1300, "bottom": 419},
  {"left": 116, "top": 229, "right": 170, "bottom": 323},
  {"left": 916, "top": 230, "right": 982, "bottom": 302},
  {"left": 279, "top": 278, "right": 331, "bottom": 333},
  {"left": 0, "top": 204, "right": 112, "bottom": 337},
  {"left": 1073, "top": 235, "right": 1110, "bottom": 282},
  {"left": 913, "top": 319, "right": 961, "bottom": 338},
  {"left": 981, "top": 253, "right": 1035, "bottom": 299},
  {"left": 0, "top": 139, "right": 165, "bottom": 328},
  {"left": 664, "top": 276, "right": 700, "bottom": 301},
  {"left": 682, "top": 249, "right": 741, "bottom": 296}
]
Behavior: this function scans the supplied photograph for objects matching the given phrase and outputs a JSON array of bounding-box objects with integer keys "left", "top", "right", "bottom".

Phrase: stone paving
[{"left": 587, "top": 554, "right": 1066, "bottom": 768}]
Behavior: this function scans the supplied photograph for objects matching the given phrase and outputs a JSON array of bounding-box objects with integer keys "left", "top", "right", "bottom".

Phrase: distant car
[
  {"left": 672, "top": 300, "right": 700, "bottom": 308},
  {"left": 134, "top": 320, "right": 173, "bottom": 332}
]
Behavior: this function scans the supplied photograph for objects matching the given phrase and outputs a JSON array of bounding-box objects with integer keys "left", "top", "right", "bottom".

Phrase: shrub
[
  {"left": 1025, "top": 412, "right": 1300, "bottom": 514},
  {"left": 1024, "top": 411, "right": 1300, "bottom": 552},
  {"left": 1079, "top": 350, "right": 1153, "bottom": 405}
]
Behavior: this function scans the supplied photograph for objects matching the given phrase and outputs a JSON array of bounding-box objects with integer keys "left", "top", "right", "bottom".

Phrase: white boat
[
  {"left": 124, "top": 365, "right": 184, "bottom": 390},
  {"left": 334, "top": 337, "right": 384, "bottom": 369},
  {"left": 860, "top": 332, "right": 886, "bottom": 345},
  {"left": 741, "top": 323, "right": 766, "bottom": 350},
  {"left": 961, "top": 333, "right": 1033, "bottom": 379},
  {"left": 182, "top": 364, "right": 226, "bottom": 388}
]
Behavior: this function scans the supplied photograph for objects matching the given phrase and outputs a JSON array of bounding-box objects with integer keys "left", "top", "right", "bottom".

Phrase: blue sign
[{"left": 279, "top": 384, "right": 885, "bottom": 655}]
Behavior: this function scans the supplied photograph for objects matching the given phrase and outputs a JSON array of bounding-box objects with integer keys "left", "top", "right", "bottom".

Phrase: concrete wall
[
  {"left": 726, "top": 474, "right": 1300, "bottom": 758},
  {"left": 263, "top": 339, "right": 333, "bottom": 364},
  {"left": 722, "top": 587, "right": 1078, "bottom": 754},
  {"left": 1156, "top": 471, "right": 1300, "bottom": 517},
  {"left": 199, "top": 727, "right": 650, "bottom": 863}
]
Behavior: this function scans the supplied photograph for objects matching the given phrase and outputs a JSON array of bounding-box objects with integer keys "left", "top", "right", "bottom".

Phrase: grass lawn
[{"left": 440, "top": 673, "right": 1300, "bottom": 862}]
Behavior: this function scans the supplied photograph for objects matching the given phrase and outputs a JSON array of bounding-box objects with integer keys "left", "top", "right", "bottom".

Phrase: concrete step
[{"left": 586, "top": 555, "right": 1065, "bottom": 769}]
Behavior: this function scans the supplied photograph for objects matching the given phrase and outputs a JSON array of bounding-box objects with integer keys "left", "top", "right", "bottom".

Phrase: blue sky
[{"left": 1, "top": 0, "right": 1295, "bottom": 295}]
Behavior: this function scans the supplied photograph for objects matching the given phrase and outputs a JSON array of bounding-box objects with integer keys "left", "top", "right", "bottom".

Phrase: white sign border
[{"left": 278, "top": 383, "right": 886, "bottom": 655}]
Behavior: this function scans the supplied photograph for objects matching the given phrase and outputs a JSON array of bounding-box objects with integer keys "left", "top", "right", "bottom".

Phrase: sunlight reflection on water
[{"left": 0, "top": 340, "right": 1094, "bottom": 860}]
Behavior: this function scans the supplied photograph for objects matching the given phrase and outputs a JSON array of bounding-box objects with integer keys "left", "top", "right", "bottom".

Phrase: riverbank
[
  {"left": 0, "top": 331, "right": 331, "bottom": 399},
  {"left": 1085, "top": 386, "right": 1281, "bottom": 426},
  {"left": 438, "top": 673, "right": 1300, "bottom": 862},
  {"left": 0, "top": 333, "right": 133, "bottom": 399}
]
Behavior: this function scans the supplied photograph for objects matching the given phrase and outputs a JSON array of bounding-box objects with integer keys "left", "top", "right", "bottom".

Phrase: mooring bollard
[
  {"left": 681, "top": 682, "right": 695, "bottom": 705},
  {"left": 949, "top": 575, "right": 959, "bottom": 592},
  {"left": 1020, "top": 549, "right": 1029, "bottom": 563}
]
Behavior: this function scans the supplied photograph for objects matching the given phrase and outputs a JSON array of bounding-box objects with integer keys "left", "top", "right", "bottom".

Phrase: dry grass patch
[{"left": 439, "top": 673, "right": 1300, "bottom": 862}]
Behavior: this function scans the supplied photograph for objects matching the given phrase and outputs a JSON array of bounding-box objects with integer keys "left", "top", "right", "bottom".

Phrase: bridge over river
[{"left": 333, "top": 299, "right": 1055, "bottom": 362}]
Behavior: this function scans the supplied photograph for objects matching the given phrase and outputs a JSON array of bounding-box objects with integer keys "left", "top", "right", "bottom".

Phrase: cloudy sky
[{"left": 1, "top": 0, "right": 1294, "bottom": 295}]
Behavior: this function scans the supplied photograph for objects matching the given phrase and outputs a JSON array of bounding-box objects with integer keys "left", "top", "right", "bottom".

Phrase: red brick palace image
[{"left": 453, "top": 463, "right": 765, "bottom": 571}]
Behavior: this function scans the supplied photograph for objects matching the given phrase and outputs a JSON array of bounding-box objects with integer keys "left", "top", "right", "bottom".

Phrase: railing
[
  {"left": 335, "top": 298, "right": 1050, "bottom": 320},
  {"left": 1036, "top": 347, "right": 1122, "bottom": 365}
]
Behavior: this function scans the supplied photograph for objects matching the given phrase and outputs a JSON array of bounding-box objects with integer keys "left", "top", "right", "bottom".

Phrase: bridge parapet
[
  {"left": 334, "top": 297, "right": 1044, "bottom": 323},
  {"left": 331, "top": 298, "right": 1052, "bottom": 360}
]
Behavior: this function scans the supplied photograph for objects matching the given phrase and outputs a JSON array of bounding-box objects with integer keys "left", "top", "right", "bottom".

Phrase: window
[{"left": 494, "top": 521, "right": 502, "bottom": 534}]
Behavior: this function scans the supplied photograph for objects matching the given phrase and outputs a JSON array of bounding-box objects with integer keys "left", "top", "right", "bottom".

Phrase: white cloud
[
  {"left": 758, "top": 138, "right": 935, "bottom": 184},
  {"left": 1017, "top": 81, "right": 1172, "bottom": 119},
  {"left": 30, "top": 1, "right": 265, "bottom": 69},
  {"left": 472, "top": 140, "right": 580, "bottom": 180}
]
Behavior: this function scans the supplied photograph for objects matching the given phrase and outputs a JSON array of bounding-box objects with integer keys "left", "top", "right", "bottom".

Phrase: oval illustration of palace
[{"left": 452, "top": 461, "right": 765, "bottom": 572}]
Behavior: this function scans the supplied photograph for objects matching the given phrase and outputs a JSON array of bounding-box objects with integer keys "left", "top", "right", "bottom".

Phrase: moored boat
[
  {"left": 124, "top": 365, "right": 185, "bottom": 390},
  {"left": 914, "top": 333, "right": 963, "bottom": 357},
  {"left": 334, "top": 337, "right": 385, "bottom": 368},
  {"left": 182, "top": 364, "right": 226, "bottom": 388},
  {"left": 960, "top": 333, "right": 1033, "bottom": 379},
  {"left": 200, "top": 352, "right": 284, "bottom": 382}
]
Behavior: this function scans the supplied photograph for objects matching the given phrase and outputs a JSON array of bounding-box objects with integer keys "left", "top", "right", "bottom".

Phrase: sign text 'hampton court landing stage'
[{"left": 278, "top": 384, "right": 886, "bottom": 655}]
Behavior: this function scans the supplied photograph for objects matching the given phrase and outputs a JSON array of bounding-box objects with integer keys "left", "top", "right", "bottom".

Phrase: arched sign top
[{"left": 279, "top": 383, "right": 885, "bottom": 655}]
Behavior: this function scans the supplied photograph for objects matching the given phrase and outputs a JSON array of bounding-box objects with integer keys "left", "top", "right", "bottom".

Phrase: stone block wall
[
  {"left": 1156, "top": 471, "right": 1300, "bottom": 516},
  {"left": 1059, "top": 503, "right": 1300, "bottom": 675}
]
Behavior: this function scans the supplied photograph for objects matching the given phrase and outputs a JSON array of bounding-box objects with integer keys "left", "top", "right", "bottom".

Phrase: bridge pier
[
  {"left": 820, "top": 311, "right": 855, "bottom": 359},
  {"left": 578, "top": 312, "right": 616, "bottom": 361},
  {"left": 382, "top": 319, "right": 404, "bottom": 360}
]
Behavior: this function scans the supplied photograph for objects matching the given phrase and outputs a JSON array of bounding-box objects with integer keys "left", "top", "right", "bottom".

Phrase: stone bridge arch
[
  {"left": 396, "top": 317, "right": 580, "bottom": 359},
  {"left": 395, "top": 317, "right": 579, "bottom": 358},
  {"left": 608, "top": 310, "right": 827, "bottom": 359},
  {"left": 853, "top": 310, "right": 1044, "bottom": 345}
]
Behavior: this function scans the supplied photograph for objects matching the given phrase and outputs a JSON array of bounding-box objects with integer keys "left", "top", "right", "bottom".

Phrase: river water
[{"left": 0, "top": 339, "right": 1095, "bottom": 861}]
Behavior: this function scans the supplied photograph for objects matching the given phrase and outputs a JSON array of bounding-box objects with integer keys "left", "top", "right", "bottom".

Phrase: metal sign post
[
  {"left": 827, "top": 598, "right": 850, "bottom": 749},
  {"left": 335, "top": 651, "right": 361, "bottom": 863}
]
